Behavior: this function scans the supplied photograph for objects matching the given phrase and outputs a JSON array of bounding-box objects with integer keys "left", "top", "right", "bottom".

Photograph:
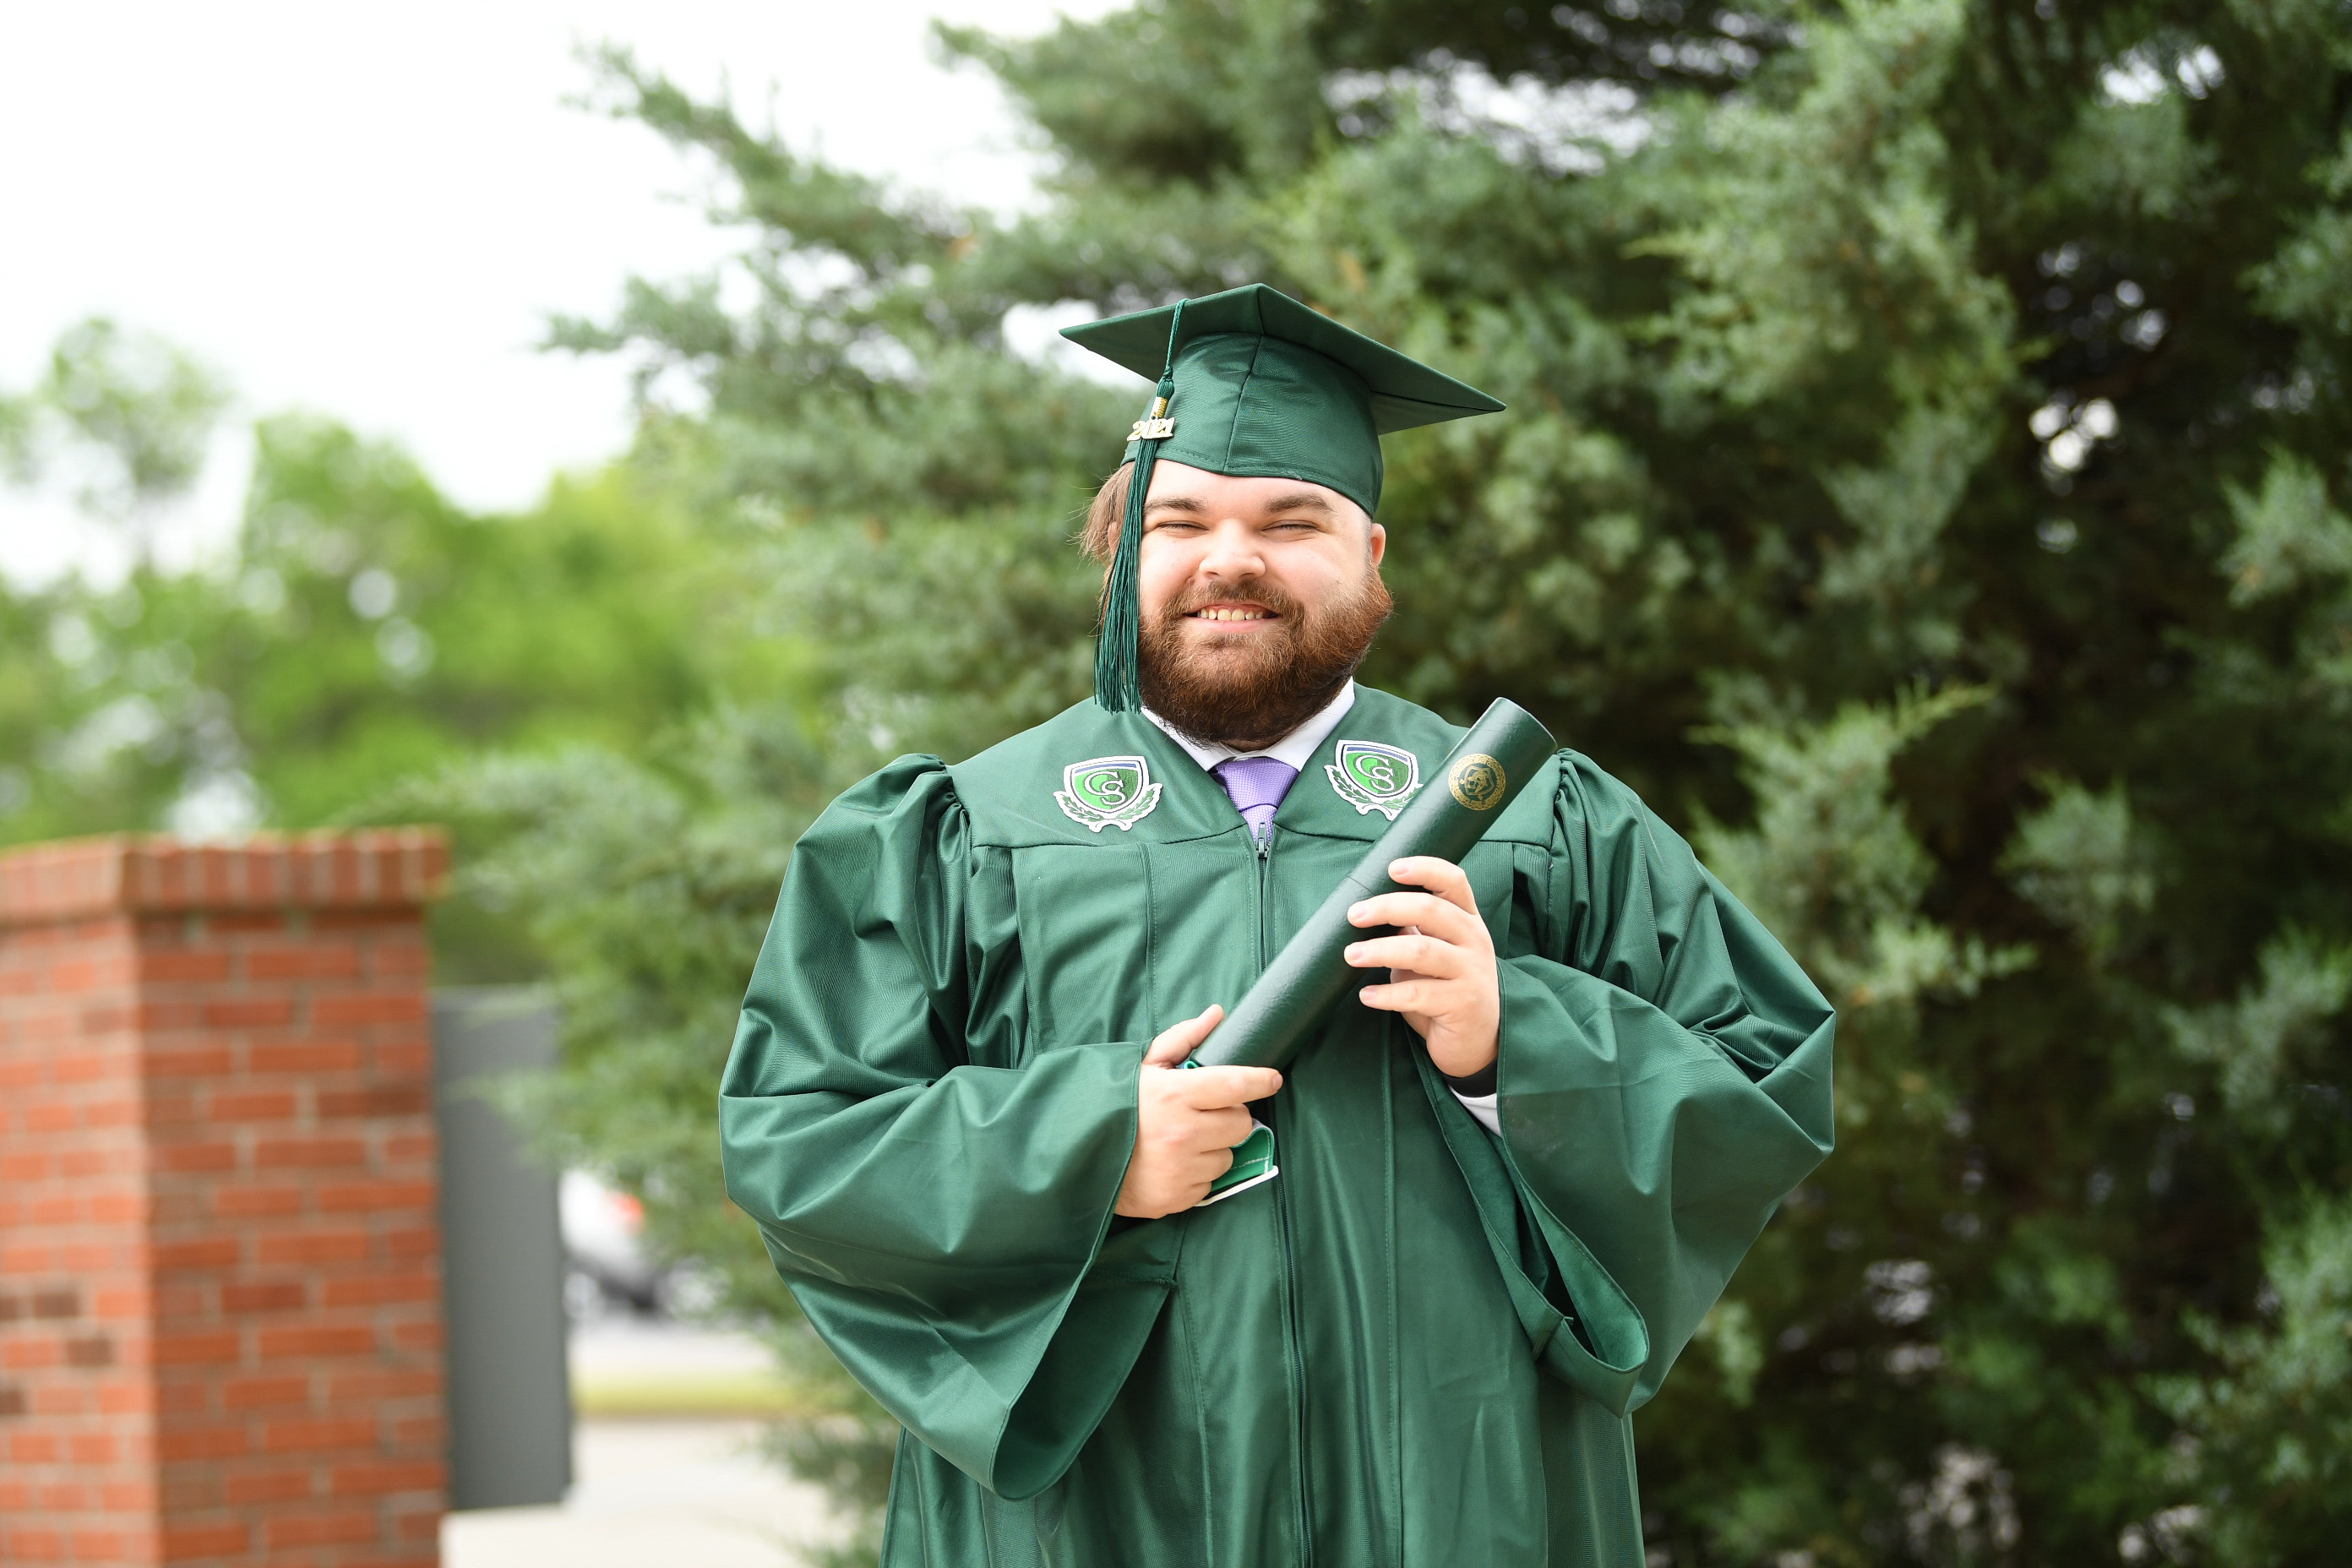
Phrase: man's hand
[
  {"left": 1344, "top": 857, "right": 1500, "bottom": 1081},
  {"left": 1116, "top": 1004, "right": 1283, "bottom": 1219}
]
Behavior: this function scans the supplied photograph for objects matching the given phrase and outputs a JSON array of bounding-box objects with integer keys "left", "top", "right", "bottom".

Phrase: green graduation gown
[{"left": 721, "top": 687, "right": 1835, "bottom": 1567}]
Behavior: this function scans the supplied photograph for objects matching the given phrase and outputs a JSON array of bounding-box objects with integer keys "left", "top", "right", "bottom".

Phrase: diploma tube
[{"left": 1193, "top": 699, "right": 1557, "bottom": 1071}]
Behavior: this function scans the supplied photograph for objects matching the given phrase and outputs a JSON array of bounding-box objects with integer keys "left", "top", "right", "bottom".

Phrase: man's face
[{"left": 1134, "top": 460, "right": 1391, "bottom": 749}]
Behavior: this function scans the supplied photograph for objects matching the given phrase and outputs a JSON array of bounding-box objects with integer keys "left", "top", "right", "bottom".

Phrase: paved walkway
[{"left": 443, "top": 1418, "right": 841, "bottom": 1567}]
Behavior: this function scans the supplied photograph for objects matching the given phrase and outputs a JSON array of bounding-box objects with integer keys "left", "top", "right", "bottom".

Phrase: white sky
[{"left": 0, "top": 0, "right": 1118, "bottom": 585}]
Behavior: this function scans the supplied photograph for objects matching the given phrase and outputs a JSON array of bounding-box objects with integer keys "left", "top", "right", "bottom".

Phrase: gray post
[{"left": 433, "top": 988, "right": 574, "bottom": 1510}]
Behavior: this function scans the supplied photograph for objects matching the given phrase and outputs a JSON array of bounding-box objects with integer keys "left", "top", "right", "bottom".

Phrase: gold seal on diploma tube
[{"left": 1447, "top": 754, "right": 1506, "bottom": 810}]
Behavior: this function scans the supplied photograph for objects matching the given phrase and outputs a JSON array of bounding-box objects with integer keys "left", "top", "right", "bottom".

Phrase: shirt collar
[{"left": 1144, "top": 680, "right": 1357, "bottom": 775}]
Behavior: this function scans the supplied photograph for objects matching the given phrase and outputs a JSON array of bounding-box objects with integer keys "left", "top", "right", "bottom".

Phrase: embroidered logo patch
[
  {"left": 1447, "top": 753, "right": 1507, "bottom": 810},
  {"left": 1055, "top": 754, "right": 1162, "bottom": 832},
  {"left": 1325, "top": 740, "right": 1421, "bottom": 819}
]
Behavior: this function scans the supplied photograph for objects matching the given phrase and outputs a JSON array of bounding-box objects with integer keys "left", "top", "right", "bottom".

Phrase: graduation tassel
[{"left": 1094, "top": 302, "right": 1186, "bottom": 711}]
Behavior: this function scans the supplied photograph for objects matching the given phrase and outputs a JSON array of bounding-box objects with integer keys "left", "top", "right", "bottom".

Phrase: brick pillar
[{"left": 0, "top": 831, "right": 449, "bottom": 1566}]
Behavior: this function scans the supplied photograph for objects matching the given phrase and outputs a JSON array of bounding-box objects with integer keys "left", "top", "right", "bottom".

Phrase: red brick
[
  {"left": 248, "top": 1042, "right": 362, "bottom": 1075},
  {"left": 264, "top": 1508, "right": 380, "bottom": 1548},
  {"left": 202, "top": 996, "right": 296, "bottom": 1028},
  {"left": 7, "top": 1526, "right": 66, "bottom": 1560},
  {"left": 150, "top": 1237, "right": 241, "bottom": 1271},
  {"left": 316, "top": 1083, "right": 429, "bottom": 1119},
  {"left": 139, "top": 950, "right": 232, "bottom": 983},
  {"left": 6, "top": 1338, "right": 62, "bottom": 1369},
  {"left": 52, "top": 1048, "right": 118, "bottom": 1083},
  {"left": 101, "top": 1477, "right": 160, "bottom": 1509},
  {"left": 389, "top": 1413, "right": 444, "bottom": 1446},
  {"left": 68, "top": 1431, "right": 121, "bottom": 1463},
  {"left": 143, "top": 1043, "right": 234, "bottom": 1079},
  {"left": 321, "top": 1276, "right": 438, "bottom": 1309},
  {"left": 151, "top": 1331, "right": 241, "bottom": 1366},
  {"left": 68, "top": 1526, "right": 135, "bottom": 1561},
  {"left": 312, "top": 992, "right": 427, "bottom": 1027},
  {"left": 384, "top": 1131, "right": 438, "bottom": 1165},
  {"left": 220, "top": 1280, "right": 308, "bottom": 1314},
  {"left": 38, "top": 1478, "right": 93, "bottom": 1511},
  {"left": 257, "top": 1325, "right": 374, "bottom": 1359},
  {"left": 89, "top": 1190, "right": 146, "bottom": 1223},
  {"left": 157, "top": 1140, "right": 240, "bottom": 1174},
  {"left": 254, "top": 1135, "right": 369, "bottom": 1170},
  {"left": 204, "top": 1087, "right": 297, "bottom": 1121},
  {"left": 155, "top": 1424, "right": 249, "bottom": 1462},
  {"left": 373, "top": 1041, "right": 433, "bottom": 1075},
  {"left": 224, "top": 1466, "right": 313, "bottom": 1505},
  {"left": 213, "top": 1184, "right": 305, "bottom": 1219},
  {"left": 330, "top": 1459, "right": 444, "bottom": 1496},
  {"left": 10, "top": 1431, "right": 62, "bottom": 1462},
  {"left": 0, "top": 829, "right": 444, "bottom": 1556},
  {"left": 324, "top": 1370, "right": 442, "bottom": 1407},
  {"left": 316, "top": 1181, "right": 436, "bottom": 1215},
  {"left": 161, "top": 1519, "right": 250, "bottom": 1557},
  {"left": 221, "top": 1372, "right": 311, "bottom": 1409},
  {"left": 255, "top": 1230, "right": 370, "bottom": 1266},
  {"left": 261, "top": 1416, "right": 378, "bottom": 1454},
  {"left": 373, "top": 942, "right": 430, "bottom": 977},
  {"left": 245, "top": 945, "right": 362, "bottom": 981}
]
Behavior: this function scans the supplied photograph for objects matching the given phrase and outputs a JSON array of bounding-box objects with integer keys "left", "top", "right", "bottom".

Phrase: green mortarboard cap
[{"left": 1062, "top": 283, "right": 1504, "bottom": 710}]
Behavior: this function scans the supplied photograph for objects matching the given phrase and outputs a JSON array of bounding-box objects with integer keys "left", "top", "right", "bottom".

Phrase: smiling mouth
[{"left": 1188, "top": 606, "right": 1277, "bottom": 623}]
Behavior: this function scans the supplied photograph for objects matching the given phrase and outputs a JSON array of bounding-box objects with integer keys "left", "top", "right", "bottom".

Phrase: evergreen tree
[{"left": 468, "top": 3, "right": 2352, "bottom": 1560}]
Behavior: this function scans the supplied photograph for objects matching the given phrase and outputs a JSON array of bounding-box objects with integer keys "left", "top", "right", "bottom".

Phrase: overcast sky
[{"left": 0, "top": 1, "right": 1115, "bottom": 584}]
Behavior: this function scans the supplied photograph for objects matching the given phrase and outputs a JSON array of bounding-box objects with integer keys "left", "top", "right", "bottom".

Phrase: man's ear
[{"left": 1367, "top": 521, "right": 1387, "bottom": 569}]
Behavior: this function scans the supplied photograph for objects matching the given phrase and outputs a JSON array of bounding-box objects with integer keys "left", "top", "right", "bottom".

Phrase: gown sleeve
[
  {"left": 1424, "top": 751, "right": 1837, "bottom": 1415},
  {"left": 720, "top": 757, "right": 1167, "bottom": 1500}
]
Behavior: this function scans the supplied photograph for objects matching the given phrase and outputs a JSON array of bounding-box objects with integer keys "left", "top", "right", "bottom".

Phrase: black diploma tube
[{"left": 1193, "top": 699, "right": 1558, "bottom": 1071}]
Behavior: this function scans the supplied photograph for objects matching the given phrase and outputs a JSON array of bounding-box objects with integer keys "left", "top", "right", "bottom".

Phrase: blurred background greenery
[{"left": 7, "top": 1, "right": 2351, "bottom": 1563}]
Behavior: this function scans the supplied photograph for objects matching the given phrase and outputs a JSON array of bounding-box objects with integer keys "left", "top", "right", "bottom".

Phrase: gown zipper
[{"left": 1258, "top": 825, "right": 1317, "bottom": 1567}]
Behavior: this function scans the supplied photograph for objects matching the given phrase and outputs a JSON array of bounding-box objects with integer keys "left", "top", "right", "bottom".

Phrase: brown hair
[{"left": 1078, "top": 462, "right": 1133, "bottom": 564}]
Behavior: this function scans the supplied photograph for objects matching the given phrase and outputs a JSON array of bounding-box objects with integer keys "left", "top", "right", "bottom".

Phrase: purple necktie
[{"left": 1212, "top": 756, "right": 1298, "bottom": 846}]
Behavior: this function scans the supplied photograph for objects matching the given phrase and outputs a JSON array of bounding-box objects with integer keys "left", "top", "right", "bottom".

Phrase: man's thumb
[{"left": 1145, "top": 1004, "right": 1224, "bottom": 1065}]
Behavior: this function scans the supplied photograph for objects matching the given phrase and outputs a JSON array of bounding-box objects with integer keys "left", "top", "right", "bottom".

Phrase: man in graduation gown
[{"left": 721, "top": 284, "right": 1837, "bottom": 1566}]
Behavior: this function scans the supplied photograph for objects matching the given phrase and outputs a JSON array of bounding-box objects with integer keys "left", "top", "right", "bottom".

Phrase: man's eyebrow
[
  {"left": 1260, "top": 492, "right": 1337, "bottom": 515},
  {"left": 1142, "top": 494, "right": 1209, "bottom": 514}
]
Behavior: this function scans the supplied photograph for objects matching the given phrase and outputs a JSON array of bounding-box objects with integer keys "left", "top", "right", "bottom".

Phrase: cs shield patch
[
  {"left": 1326, "top": 739, "right": 1421, "bottom": 819},
  {"left": 1055, "top": 754, "right": 1163, "bottom": 832}
]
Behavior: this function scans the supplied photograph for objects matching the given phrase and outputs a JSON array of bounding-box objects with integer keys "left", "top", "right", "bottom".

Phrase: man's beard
[{"left": 1137, "top": 569, "right": 1392, "bottom": 749}]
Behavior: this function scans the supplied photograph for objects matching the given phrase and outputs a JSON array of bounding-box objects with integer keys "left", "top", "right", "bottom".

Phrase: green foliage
[
  {"left": 0, "top": 355, "right": 775, "bottom": 978},
  {"left": 494, "top": 1, "right": 2352, "bottom": 1560},
  {"left": 10, "top": 0, "right": 2351, "bottom": 1560},
  {"left": 5, "top": 316, "right": 231, "bottom": 525},
  {"left": 2150, "top": 1195, "right": 2352, "bottom": 1560}
]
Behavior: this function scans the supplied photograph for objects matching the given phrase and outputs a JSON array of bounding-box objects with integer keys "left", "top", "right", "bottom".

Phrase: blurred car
[{"left": 559, "top": 1171, "right": 668, "bottom": 1319}]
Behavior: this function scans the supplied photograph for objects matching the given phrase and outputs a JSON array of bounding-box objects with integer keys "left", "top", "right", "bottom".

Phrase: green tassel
[
  {"left": 1095, "top": 301, "right": 1187, "bottom": 711},
  {"left": 1093, "top": 384, "right": 1165, "bottom": 710}
]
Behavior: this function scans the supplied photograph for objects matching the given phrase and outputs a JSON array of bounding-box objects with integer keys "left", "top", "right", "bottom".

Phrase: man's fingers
[
  {"left": 1146, "top": 1004, "right": 1225, "bottom": 1065},
  {"left": 1359, "top": 976, "right": 1442, "bottom": 1015},
  {"left": 1346, "top": 890, "right": 1483, "bottom": 946},
  {"left": 1342, "top": 933, "right": 1466, "bottom": 977},
  {"left": 1199, "top": 1105, "right": 1255, "bottom": 1150},
  {"left": 1387, "top": 856, "right": 1478, "bottom": 912},
  {"left": 1175, "top": 1064, "right": 1282, "bottom": 1108}
]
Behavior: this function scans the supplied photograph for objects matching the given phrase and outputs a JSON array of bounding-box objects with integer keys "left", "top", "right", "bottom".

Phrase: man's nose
[{"left": 1196, "top": 520, "right": 1266, "bottom": 581}]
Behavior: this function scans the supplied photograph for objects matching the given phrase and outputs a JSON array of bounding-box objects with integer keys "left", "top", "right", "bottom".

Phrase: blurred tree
[
  {"left": 2, "top": 316, "right": 233, "bottom": 554},
  {"left": 490, "top": 2, "right": 2352, "bottom": 1561},
  {"left": 0, "top": 376, "right": 787, "bottom": 978}
]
